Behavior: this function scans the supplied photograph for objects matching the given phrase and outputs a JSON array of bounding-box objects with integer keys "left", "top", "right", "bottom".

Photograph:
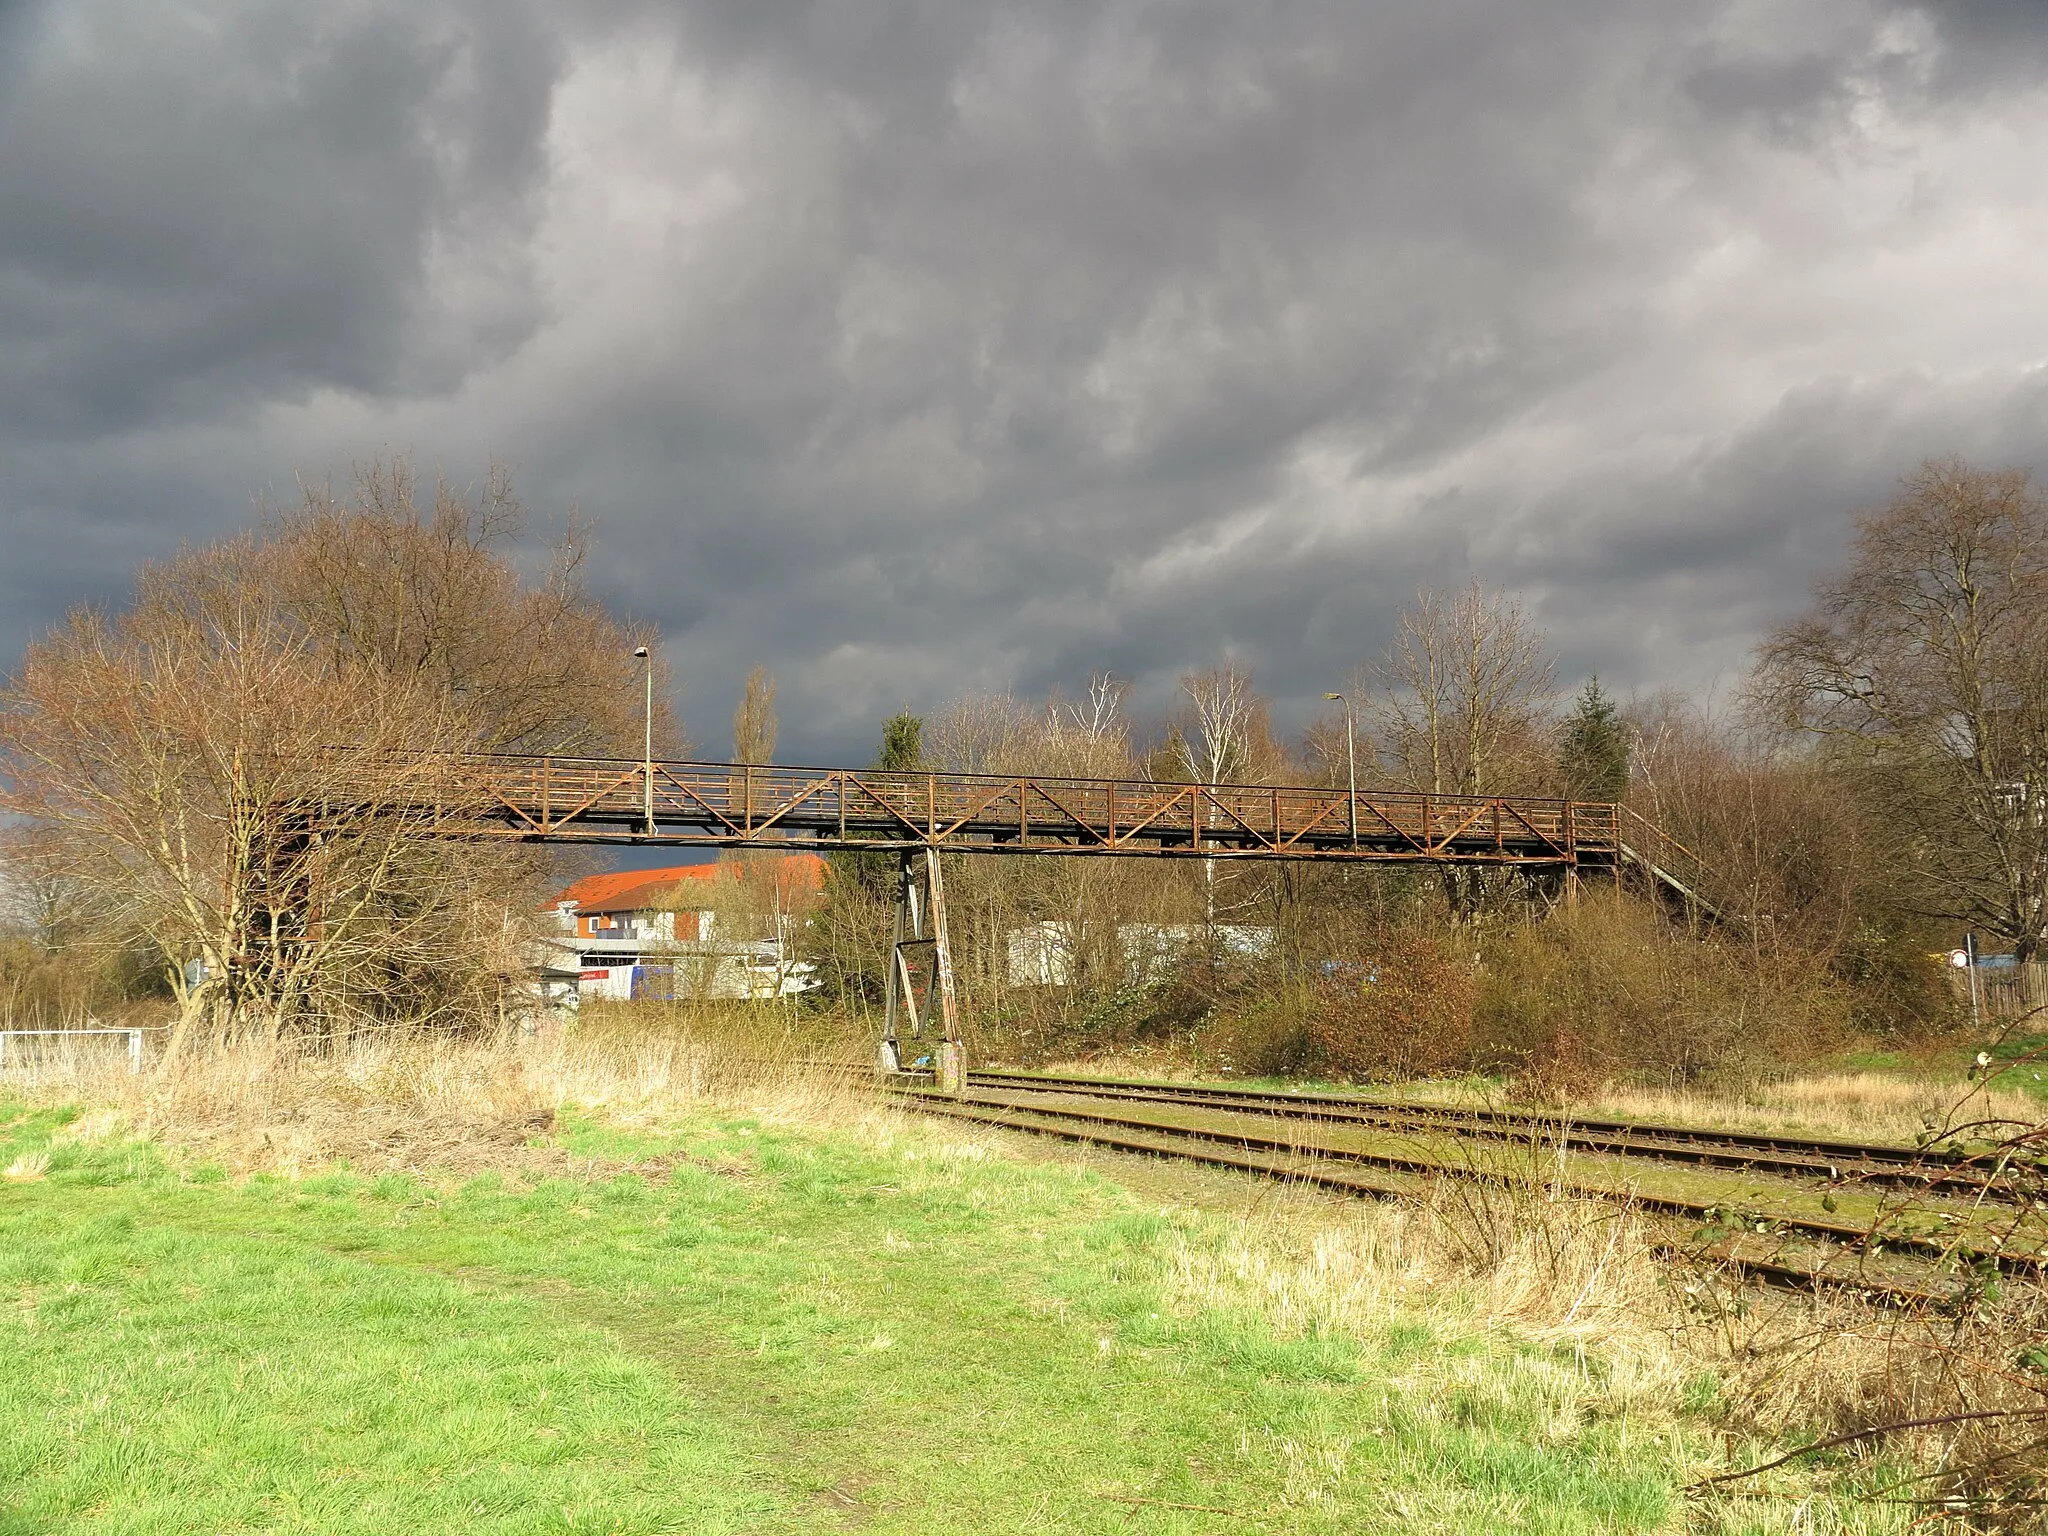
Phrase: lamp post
[
  {"left": 634, "top": 645, "right": 653, "bottom": 834},
  {"left": 1324, "top": 692, "right": 1357, "bottom": 847}
]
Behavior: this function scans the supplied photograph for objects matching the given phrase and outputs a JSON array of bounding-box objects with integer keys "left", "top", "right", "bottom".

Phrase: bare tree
[
  {"left": 1168, "top": 663, "right": 1284, "bottom": 787},
  {"left": 915, "top": 680, "right": 1166, "bottom": 1041},
  {"left": 1175, "top": 663, "right": 1254, "bottom": 787},
  {"left": 1626, "top": 692, "right": 1946, "bottom": 1033},
  {"left": 1372, "top": 580, "right": 1557, "bottom": 797},
  {"left": 1023, "top": 675, "right": 1156, "bottom": 1000},
  {"left": 0, "top": 560, "right": 484, "bottom": 1052},
  {"left": 274, "top": 459, "right": 681, "bottom": 756},
  {"left": 694, "top": 853, "right": 823, "bottom": 999},
  {"left": 0, "top": 824, "right": 98, "bottom": 952},
  {"left": 1164, "top": 664, "right": 1285, "bottom": 926},
  {"left": 0, "top": 461, "right": 669, "bottom": 1050},
  {"left": 1758, "top": 459, "right": 2048, "bottom": 960},
  {"left": 1056, "top": 673, "right": 1128, "bottom": 753},
  {"left": 720, "top": 664, "right": 788, "bottom": 973},
  {"left": 1633, "top": 697, "right": 1854, "bottom": 946},
  {"left": 732, "top": 666, "right": 779, "bottom": 764},
  {"left": 928, "top": 691, "right": 1029, "bottom": 775},
  {"left": 1364, "top": 582, "right": 1557, "bottom": 919}
]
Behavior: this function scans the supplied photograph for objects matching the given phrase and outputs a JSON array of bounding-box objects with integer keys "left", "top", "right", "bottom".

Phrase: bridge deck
[{"left": 353, "top": 754, "right": 1703, "bottom": 880}]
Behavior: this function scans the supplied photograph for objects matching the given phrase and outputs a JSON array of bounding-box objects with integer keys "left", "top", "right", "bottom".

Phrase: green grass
[
  {"left": 0, "top": 1100, "right": 1907, "bottom": 1534},
  {"left": 1979, "top": 1029, "right": 2048, "bottom": 1102},
  {"left": 1835, "top": 1029, "right": 2048, "bottom": 1105}
]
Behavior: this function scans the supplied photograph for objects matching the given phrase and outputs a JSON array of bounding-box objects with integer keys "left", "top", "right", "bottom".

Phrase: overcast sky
[{"left": 4, "top": 1, "right": 2047, "bottom": 763}]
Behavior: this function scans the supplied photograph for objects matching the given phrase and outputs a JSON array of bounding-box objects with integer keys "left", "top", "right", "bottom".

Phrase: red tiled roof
[
  {"left": 551, "top": 854, "right": 826, "bottom": 914},
  {"left": 552, "top": 864, "right": 715, "bottom": 910}
]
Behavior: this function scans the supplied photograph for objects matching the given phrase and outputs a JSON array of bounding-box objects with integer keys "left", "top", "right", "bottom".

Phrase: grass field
[{"left": 1, "top": 1088, "right": 1918, "bottom": 1535}]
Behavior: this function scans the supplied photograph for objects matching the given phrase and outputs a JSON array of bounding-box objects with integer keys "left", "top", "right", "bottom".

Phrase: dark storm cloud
[
  {"left": 0, "top": 1, "right": 558, "bottom": 432},
  {"left": 3, "top": 1, "right": 2047, "bottom": 762}
]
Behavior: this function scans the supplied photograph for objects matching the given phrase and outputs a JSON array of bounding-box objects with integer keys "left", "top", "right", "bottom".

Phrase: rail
[
  {"left": 964, "top": 1070, "right": 2024, "bottom": 1201},
  {"left": 1613, "top": 805, "right": 1717, "bottom": 916}
]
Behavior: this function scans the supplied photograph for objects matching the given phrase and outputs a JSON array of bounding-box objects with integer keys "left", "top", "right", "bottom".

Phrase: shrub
[
  {"left": 1471, "top": 892, "right": 1852, "bottom": 1093},
  {"left": 0, "top": 936, "right": 156, "bottom": 1026},
  {"left": 1195, "top": 983, "right": 1314, "bottom": 1078},
  {"left": 1300, "top": 930, "right": 1477, "bottom": 1081}
]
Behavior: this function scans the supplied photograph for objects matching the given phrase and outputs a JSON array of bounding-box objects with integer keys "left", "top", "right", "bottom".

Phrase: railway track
[
  {"left": 963, "top": 1069, "right": 2035, "bottom": 1202},
  {"left": 883, "top": 1071, "right": 2048, "bottom": 1305}
]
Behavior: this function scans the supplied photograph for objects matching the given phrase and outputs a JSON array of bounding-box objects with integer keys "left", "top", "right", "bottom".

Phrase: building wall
[
  {"left": 575, "top": 955, "right": 818, "bottom": 1004},
  {"left": 576, "top": 909, "right": 695, "bottom": 941},
  {"left": 1004, "top": 921, "right": 1273, "bottom": 987}
]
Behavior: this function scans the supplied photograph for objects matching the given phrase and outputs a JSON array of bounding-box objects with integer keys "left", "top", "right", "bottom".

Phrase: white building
[
  {"left": 1005, "top": 921, "right": 1273, "bottom": 987},
  {"left": 539, "top": 857, "right": 825, "bottom": 1007}
]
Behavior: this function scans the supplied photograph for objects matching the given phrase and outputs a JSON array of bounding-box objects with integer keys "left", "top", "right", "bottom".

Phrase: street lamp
[
  {"left": 1325, "top": 692, "right": 1357, "bottom": 847},
  {"left": 634, "top": 645, "right": 653, "bottom": 834}
]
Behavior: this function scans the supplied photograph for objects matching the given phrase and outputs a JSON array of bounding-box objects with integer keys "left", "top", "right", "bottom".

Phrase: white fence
[{"left": 0, "top": 1027, "right": 145, "bottom": 1074}]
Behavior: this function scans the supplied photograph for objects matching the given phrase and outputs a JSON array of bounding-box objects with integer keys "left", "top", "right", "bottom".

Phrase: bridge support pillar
[{"left": 880, "top": 848, "right": 964, "bottom": 1095}]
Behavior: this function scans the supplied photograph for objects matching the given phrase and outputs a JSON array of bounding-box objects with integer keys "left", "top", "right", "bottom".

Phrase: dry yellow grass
[
  {"left": 1040, "top": 1049, "right": 2044, "bottom": 1144},
  {"left": 1144, "top": 1154, "right": 2048, "bottom": 1532},
  {"left": 972, "top": 1050, "right": 2048, "bottom": 1513},
  {"left": 1535, "top": 1072, "right": 2044, "bottom": 1144},
  {"left": 1, "top": 1023, "right": 899, "bottom": 1177},
  {"left": 1150, "top": 1145, "right": 1932, "bottom": 1436},
  {"left": 3, "top": 1149, "right": 50, "bottom": 1182}
]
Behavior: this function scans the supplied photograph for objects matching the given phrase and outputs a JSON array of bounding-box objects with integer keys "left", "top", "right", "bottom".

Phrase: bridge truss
[{"left": 373, "top": 753, "right": 1705, "bottom": 865}]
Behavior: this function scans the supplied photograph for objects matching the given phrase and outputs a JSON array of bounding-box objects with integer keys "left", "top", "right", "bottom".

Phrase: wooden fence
[{"left": 1965, "top": 960, "right": 2048, "bottom": 1025}]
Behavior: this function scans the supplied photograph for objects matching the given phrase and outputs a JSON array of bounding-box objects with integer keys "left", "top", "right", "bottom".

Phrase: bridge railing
[{"left": 1613, "top": 805, "right": 1714, "bottom": 910}]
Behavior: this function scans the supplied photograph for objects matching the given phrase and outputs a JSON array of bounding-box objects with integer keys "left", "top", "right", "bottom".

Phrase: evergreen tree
[
  {"left": 1559, "top": 677, "right": 1630, "bottom": 801},
  {"left": 854, "top": 710, "right": 926, "bottom": 895},
  {"left": 831, "top": 716, "right": 929, "bottom": 921},
  {"left": 875, "top": 710, "right": 924, "bottom": 773}
]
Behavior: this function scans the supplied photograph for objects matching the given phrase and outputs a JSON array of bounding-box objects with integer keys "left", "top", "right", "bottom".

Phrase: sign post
[{"left": 1964, "top": 933, "right": 1982, "bottom": 1032}]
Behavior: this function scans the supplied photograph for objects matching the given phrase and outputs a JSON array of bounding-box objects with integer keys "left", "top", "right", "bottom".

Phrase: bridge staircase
[{"left": 1570, "top": 804, "right": 1719, "bottom": 922}]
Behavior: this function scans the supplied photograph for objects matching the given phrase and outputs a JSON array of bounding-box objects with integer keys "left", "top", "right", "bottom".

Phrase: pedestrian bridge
[
  {"left": 326, "top": 750, "right": 1713, "bottom": 1088},
  {"left": 340, "top": 750, "right": 1707, "bottom": 897}
]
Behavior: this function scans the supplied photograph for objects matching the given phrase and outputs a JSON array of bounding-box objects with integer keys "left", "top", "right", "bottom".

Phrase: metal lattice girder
[
  {"left": 328, "top": 751, "right": 1701, "bottom": 873},
  {"left": 879, "top": 849, "right": 963, "bottom": 1091}
]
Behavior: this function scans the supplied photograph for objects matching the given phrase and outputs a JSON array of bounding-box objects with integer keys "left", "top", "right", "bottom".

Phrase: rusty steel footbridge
[
  {"left": 358, "top": 751, "right": 1701, "bottom": 876},
  {"left": 332, "top": 751, "right": 1711, "bottom": 1087}
]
